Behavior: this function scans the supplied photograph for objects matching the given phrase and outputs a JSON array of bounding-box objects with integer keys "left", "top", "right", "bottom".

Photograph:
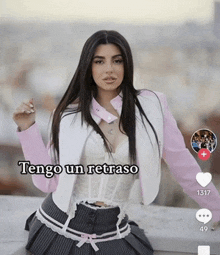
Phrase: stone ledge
[{"left": 0, "top": 195, "right": 219, "bottom": 255}]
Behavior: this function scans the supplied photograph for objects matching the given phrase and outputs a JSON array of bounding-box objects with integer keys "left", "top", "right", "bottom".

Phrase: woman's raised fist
[{"left": 13, "top": 98, "right": 36, "bottom": 131}]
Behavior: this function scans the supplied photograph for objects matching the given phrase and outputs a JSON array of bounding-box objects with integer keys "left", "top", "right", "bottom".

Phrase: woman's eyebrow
[
  {"left": 93, "top": 56, "right": 104, "bottom": 59},
  {"left": 93, "top": 54, "right": 123, "bottom": 59},
  {"left": 112, "top": 54, "right": 123, "bottom": 58}
]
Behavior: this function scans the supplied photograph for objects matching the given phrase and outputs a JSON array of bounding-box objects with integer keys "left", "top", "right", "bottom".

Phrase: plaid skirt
[{"left": 25, "top": 194, "right": 154, "bottom": 255}]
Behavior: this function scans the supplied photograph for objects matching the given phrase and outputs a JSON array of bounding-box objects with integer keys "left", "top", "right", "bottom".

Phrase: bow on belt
[{"left": 76, "top": 233, "right": 99, "bottom": 251}]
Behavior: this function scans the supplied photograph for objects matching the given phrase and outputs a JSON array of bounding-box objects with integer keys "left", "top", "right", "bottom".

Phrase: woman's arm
[
  {"left": 14, "top": 99, "right": 59, "bottom": 193},
  {"left": 157, "top": 92, "right": 220, "bottom": 223},
  {"left": 17, "top": 123, "right": 59, "bottom": 193}
]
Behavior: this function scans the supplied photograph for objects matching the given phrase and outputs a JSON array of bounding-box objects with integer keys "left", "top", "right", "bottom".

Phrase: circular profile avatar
[{"left": 191, "top": 129, "right": 217, "bottom": 153}]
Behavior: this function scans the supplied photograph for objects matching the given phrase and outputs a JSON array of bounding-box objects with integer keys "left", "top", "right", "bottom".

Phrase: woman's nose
[{"left": 105, "top": 62, "right": 114, "bottom": 73}]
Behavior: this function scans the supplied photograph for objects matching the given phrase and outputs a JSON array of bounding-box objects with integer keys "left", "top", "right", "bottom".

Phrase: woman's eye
[
  {"left": 114, "top": 59, "right": 123, "bottom": 64},
  {"left": 94, "top": 60, "right": 103, "bottom": 64}
]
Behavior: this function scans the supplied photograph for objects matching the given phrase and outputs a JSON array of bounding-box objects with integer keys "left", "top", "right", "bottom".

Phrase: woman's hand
[
  {"left": 211, "top": 221, "right": 220, "bottom": 231},
  {"left": 13, "top": 98, "right": 36, "bottom": 131}
]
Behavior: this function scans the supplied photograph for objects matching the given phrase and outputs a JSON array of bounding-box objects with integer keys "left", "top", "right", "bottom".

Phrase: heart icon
[{"left": 196, "top": 172, "right": 212, "bottom": 187}]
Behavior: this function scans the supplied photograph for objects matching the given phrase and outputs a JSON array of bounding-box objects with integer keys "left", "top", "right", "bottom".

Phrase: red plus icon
[{"left": 198, "top": 149, "right": 211, "bottom": 161}]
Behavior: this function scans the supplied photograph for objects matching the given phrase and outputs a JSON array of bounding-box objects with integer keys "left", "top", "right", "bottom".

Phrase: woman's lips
[{"left": 103, "top": 78, "right": 116, "bottom": 84}]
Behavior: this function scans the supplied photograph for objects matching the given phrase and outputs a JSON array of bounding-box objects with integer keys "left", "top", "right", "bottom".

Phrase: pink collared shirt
[{"left": 17, "top": 90, "right": 220, "bottom": 222}]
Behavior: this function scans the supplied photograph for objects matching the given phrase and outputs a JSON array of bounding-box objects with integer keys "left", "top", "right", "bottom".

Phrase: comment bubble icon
[{"left": 196, "top": 209, "right": 212, "bottom": 224}]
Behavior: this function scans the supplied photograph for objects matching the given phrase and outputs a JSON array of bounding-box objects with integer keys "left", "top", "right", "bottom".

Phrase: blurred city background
[{"left": 0, "top": 0, "right": 220, "bottom": 211}]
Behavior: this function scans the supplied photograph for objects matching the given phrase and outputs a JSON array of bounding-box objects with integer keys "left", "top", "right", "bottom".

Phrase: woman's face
[{"left": 92, "top": 43, "right": 124, "bottom": 95}]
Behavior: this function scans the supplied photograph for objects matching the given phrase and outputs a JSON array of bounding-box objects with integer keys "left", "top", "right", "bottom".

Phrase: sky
[{"left": 0, "top": 0, "right": 216, "bottom": 24}]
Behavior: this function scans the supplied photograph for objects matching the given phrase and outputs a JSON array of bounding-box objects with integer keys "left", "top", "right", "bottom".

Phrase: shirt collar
[{"left": 91, "top": 92, "right": 123, "bottom": 123}]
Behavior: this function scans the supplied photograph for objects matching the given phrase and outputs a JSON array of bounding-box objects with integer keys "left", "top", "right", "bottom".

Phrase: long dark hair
[{"left": 51, "top": 30, "right": 160, "bottom": 164}]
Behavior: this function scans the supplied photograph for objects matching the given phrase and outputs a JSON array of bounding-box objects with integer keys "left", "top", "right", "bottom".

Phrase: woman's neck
[{"left": 96, "top": 89, "right": 120, "bottom": 110}]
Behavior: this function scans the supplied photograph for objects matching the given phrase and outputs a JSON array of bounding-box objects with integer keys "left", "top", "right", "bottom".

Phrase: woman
[{"left": 13, "top": 30, "right": 220, "bottom": 255}]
